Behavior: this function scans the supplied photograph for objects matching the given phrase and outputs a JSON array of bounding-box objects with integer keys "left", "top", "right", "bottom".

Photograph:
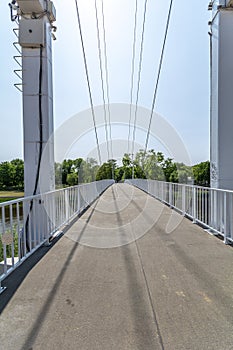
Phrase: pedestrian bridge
[{"left": 1, "top": 181, "right": 233, "bottom": 349}]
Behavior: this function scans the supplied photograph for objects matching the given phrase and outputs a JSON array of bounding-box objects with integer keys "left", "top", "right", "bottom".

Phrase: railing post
[
  {"left": 224, "top": 192, "right": 228, "bottom": 244},
  {"left": 229, "top": 193, "right": 233, "bottom": 242},
  {"left": 77, "top": 186, "right": 80, "bottom": 214},
  {"left": 210, "top": 189, "right": 215, "bottom": 230},
  {"left": 182, "top": 185, "right": 186, "bottom": 216},
  {"left": 65, "top": 189, "right": 69, "bottom": 225},
  {"left": 192, "top": 186, "right": 196, "bottom": 223},
  {"left": 169, "top": 182, "right": 172, "bottom": 207}
]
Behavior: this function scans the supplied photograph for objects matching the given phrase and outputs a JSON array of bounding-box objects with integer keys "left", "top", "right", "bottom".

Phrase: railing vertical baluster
[
  {"left": 32, "top": 198, "right": 36, "bottom": 248},
  {"left": 182, "top": 185, "right": 186, "bottom": 216},
  {"left": 224, "top": 192, "right": 228, "bottom": 244},
  {"left": 169, "top": 182, "right": 172, "bottom": 207},
  {"left": 10, "top": 205, "right": 14, "bottom": 267},
  {"left": 38, "top": 198, "right": 42, "bottom": 244},
  {"left": 220, "top": 191, "right": 223, "bottom": 234},
  {"left": 78, "top": 186, "right": 80, "bottom": 214},
  {"left": 16, "top": 202, "right": 21, "bottom": 261},
  {"left": 210, "top": 189, "right": 215, "bottom": 230},
  {"left": 65, "top": 189, "right": 69, "bottom": 225},
  {"left": 2, "top": 207, "right": 7, "bottom": 275},
  {"left": 22, "top": 201, "right": 26, "bottom": 257},
  {"left": 192, "top": 186, "right": 196, "bottom": 223},
  {"left": 230, "top": 193, "right": 233, "bottom": 241},
  {"left": 28, "top": 201, "right": 32, "bottom": 252},
  {"left": 200, "top": 188, "right": 204, "bottom": 222}
]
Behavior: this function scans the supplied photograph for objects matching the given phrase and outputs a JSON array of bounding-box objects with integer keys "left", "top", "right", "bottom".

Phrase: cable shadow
[
  {"left": 111, "top": 185, "right": 161, "bottom": 349},
  {"left": 19, "top": 199, "right": 99, "bottom": 350},
  {"left": 0, "top": 198, "right": 98, "bottom": 316},
  {"left": 117, "top": 184, "right": 157, "bottom": 227}
]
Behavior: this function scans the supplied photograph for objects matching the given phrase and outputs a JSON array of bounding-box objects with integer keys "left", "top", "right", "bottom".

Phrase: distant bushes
[
  {"left": 0, "top": 156, "right": 210, "bottom": 191},
  {"left": 0, "top": 159, "right": 24, "bottom": 191}
]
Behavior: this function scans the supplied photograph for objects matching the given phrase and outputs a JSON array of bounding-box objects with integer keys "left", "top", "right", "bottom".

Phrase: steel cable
[
  {"left": 144, "top": 0, "right": 174, "bottom": 152},
  {"left": 74, "top": 0, "right": 102, "bottom": 164}
]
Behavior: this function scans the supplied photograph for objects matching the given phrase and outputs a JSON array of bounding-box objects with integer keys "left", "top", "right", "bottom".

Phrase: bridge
[
  {"left": 1, "top": 0, "right": 233, "bottom": 349},
  {"left": 1, "top": 181, "right": 233, "bottom": 349}
]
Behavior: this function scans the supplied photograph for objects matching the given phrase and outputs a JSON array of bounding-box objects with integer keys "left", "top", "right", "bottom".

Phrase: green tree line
[
  {"left": 96, "top": 150, "right": 210, "bottom": 187},
  {"left": 0, "top": 153, "right": 210, "bottom": 191},
  {"left": 0, "top": 159, "right": 24, "bottom": 190},
  {"left": 55, "top": 157, "right": 99, "bottom": 187}
]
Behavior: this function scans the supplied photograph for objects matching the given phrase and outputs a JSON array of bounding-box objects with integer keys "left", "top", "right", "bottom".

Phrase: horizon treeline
[{"left": 0, "top": 151, "right": 210, "bottom": 191}]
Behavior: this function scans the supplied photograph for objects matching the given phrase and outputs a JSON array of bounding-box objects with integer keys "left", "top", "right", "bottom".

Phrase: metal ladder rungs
[
  {"left": 14, "top": 83, "right": 23, "bottom": 92},
  {"left": 13, "top": 41, "right": 21, "bottom": 54},
  {"left": 14, "top": 69, "right": 22, "bottom": 80},
  {"left": 13, "top": 55, "right": 22, "bottom": 67},
  {"left": 13, "top": 27, "right": 19, "bottom": 38}
]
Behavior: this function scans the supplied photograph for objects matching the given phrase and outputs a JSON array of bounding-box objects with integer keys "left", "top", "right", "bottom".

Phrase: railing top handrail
[
  {"left": 127, "top": 178, "right": 233, "bottom": 194},
  {"left": 0, "top": 179, "right": 115, "bottom": 208}
]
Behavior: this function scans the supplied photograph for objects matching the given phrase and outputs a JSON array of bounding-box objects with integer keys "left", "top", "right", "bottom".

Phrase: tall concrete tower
[
  {"left": 16, "top": 0, "right": 56, "bottom": 196},
  {"left": 210, "top": 0, "right": 233, "bottom": 189}
]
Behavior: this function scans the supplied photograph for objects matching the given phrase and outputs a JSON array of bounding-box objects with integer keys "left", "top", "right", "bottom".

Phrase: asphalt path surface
[{"left": 1, "top": 183, "right": 233, "bottom": 350}]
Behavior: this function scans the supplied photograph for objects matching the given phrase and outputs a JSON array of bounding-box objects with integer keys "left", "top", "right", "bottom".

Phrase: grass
[
  {"left": 0, "top": 191, "right": 24, "bottom": 204},
  {"left": 0, "top": 191, "right": 24, "bottom": 198}
]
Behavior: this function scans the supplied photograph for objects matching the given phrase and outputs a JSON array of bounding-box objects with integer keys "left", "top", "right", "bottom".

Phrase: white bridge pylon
[
  {"left": 15, "top": 0, "right": 56, "bottom": 197},
  {"left": 9, "top": 0, "right": 57, "bottom": 245},
  {"left": 210, "top": 1, "right": 233, "bottom": 190}
]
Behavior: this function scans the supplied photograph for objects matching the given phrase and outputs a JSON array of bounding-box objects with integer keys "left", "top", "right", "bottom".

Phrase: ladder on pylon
[{"left": 13, "top": 26, "right": 23, "bottom": 92}]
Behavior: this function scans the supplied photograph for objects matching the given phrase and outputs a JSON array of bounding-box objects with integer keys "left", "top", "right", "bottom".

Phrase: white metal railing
[
  {"left": 0, "top": 180, "right": 114, "bottom": 290},
  {"left": 126, "top": 179, "right": 233, "bottom": 245}
]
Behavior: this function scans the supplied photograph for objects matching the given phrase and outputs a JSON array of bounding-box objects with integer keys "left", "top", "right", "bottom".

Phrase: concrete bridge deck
[{"left": 1, "top": 183, "right": 233, "bottom": 350}]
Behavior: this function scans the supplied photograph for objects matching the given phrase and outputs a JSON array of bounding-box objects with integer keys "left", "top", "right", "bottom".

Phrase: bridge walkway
[{"left": 1, "top": 183, "right": 233, "bottom": 349}]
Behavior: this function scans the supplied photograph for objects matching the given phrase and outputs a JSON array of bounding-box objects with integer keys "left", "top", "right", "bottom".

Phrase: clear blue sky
[{"left": 0, "top": 0, "right": 210, "bottom": 164}]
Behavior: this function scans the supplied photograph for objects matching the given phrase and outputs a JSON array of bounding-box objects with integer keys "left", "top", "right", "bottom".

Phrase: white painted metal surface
[
  {"left": 17, "top": 0, "right": 45, "bottom": 13},
  {"left": 17, "top": 7, "right": 56, "bottom": 197},
  {"left": 21, "top": 20, "right": 55, "bottom": 197},
  {"left": 15, "top": 0, "right": 57, "bottom": 242},
  {"left": 210, "top": 2, "right": 233, "bottom": 189},
  {"left": 126, "top": 179, "right": 233, "bottom": 244},
  {"left": 19, "top": 18, "right": 45, "bottom": 47},
  {"left": 0, "top": 180, "right": 114, "bottom": 286}
]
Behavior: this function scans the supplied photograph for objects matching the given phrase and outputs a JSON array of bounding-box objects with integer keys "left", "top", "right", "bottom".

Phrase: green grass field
[{"left": 0, "top": 191, "right": 24, "bottom": 203}]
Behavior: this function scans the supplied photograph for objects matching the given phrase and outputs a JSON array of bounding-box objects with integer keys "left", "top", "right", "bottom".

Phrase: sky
[{"left": 0, "top": 0, "right": 210, "bottom": 165}]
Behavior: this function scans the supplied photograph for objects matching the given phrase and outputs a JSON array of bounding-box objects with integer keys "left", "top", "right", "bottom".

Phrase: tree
[
  {"left": 176, "top": 163, "right": 193, "bottom": 184},
  {"left": 55, "top": 162, "right": 62, "bottom": 187},
  {"left": 115, "top": 167, "right": 124, "bottom": 182},
  {"left": 122, "top": 154, "right": 132, "bottom": 179},
  {"left": 133, "top": 150, "right": 146, "bottom": 179},
  {"left": 96, "top": 159, "right": 116, "bottom": 180},
  {"left": 162, "top": 158, "right": 178, "bottom": 182},
  {"left": 61, "top": 159, "right": 74, "bottom": 185},
  {"left": 78, "top": 158, "right": 99, "bottom": 183},
  {"left": 143, "top": 150, "right": 164, "bottom": 180},
  {"left": 67, "top": 172, "right": 78, "bottom": 186},
  {"left": 192, "top": 161, "right": 210, "bottom": 187},
  {"left": 11, "top": 159, "right": 24, "bottom": 190},
  {"left": 0, "top": 162, "right": 14, "bottom": 189}
]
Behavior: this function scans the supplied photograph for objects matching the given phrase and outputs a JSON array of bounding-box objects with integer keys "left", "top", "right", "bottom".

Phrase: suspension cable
[
  {"left": 127, "top": 0, "right": 138, "bottom": 154},
  {"left": 94, "top": 0, "right": 110, "bottom": 161},
  {"left": 131, "top": 0, "right": 148, "bottom": 158},
  {"left": 74, "top": 0, "right": 102, "bottom": 164},
  {"left": 144, "top": 0, "right": 174, "bottom": 152},
  {"left": 101, "top": 0, "right": 113, "bottom": 161}
]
